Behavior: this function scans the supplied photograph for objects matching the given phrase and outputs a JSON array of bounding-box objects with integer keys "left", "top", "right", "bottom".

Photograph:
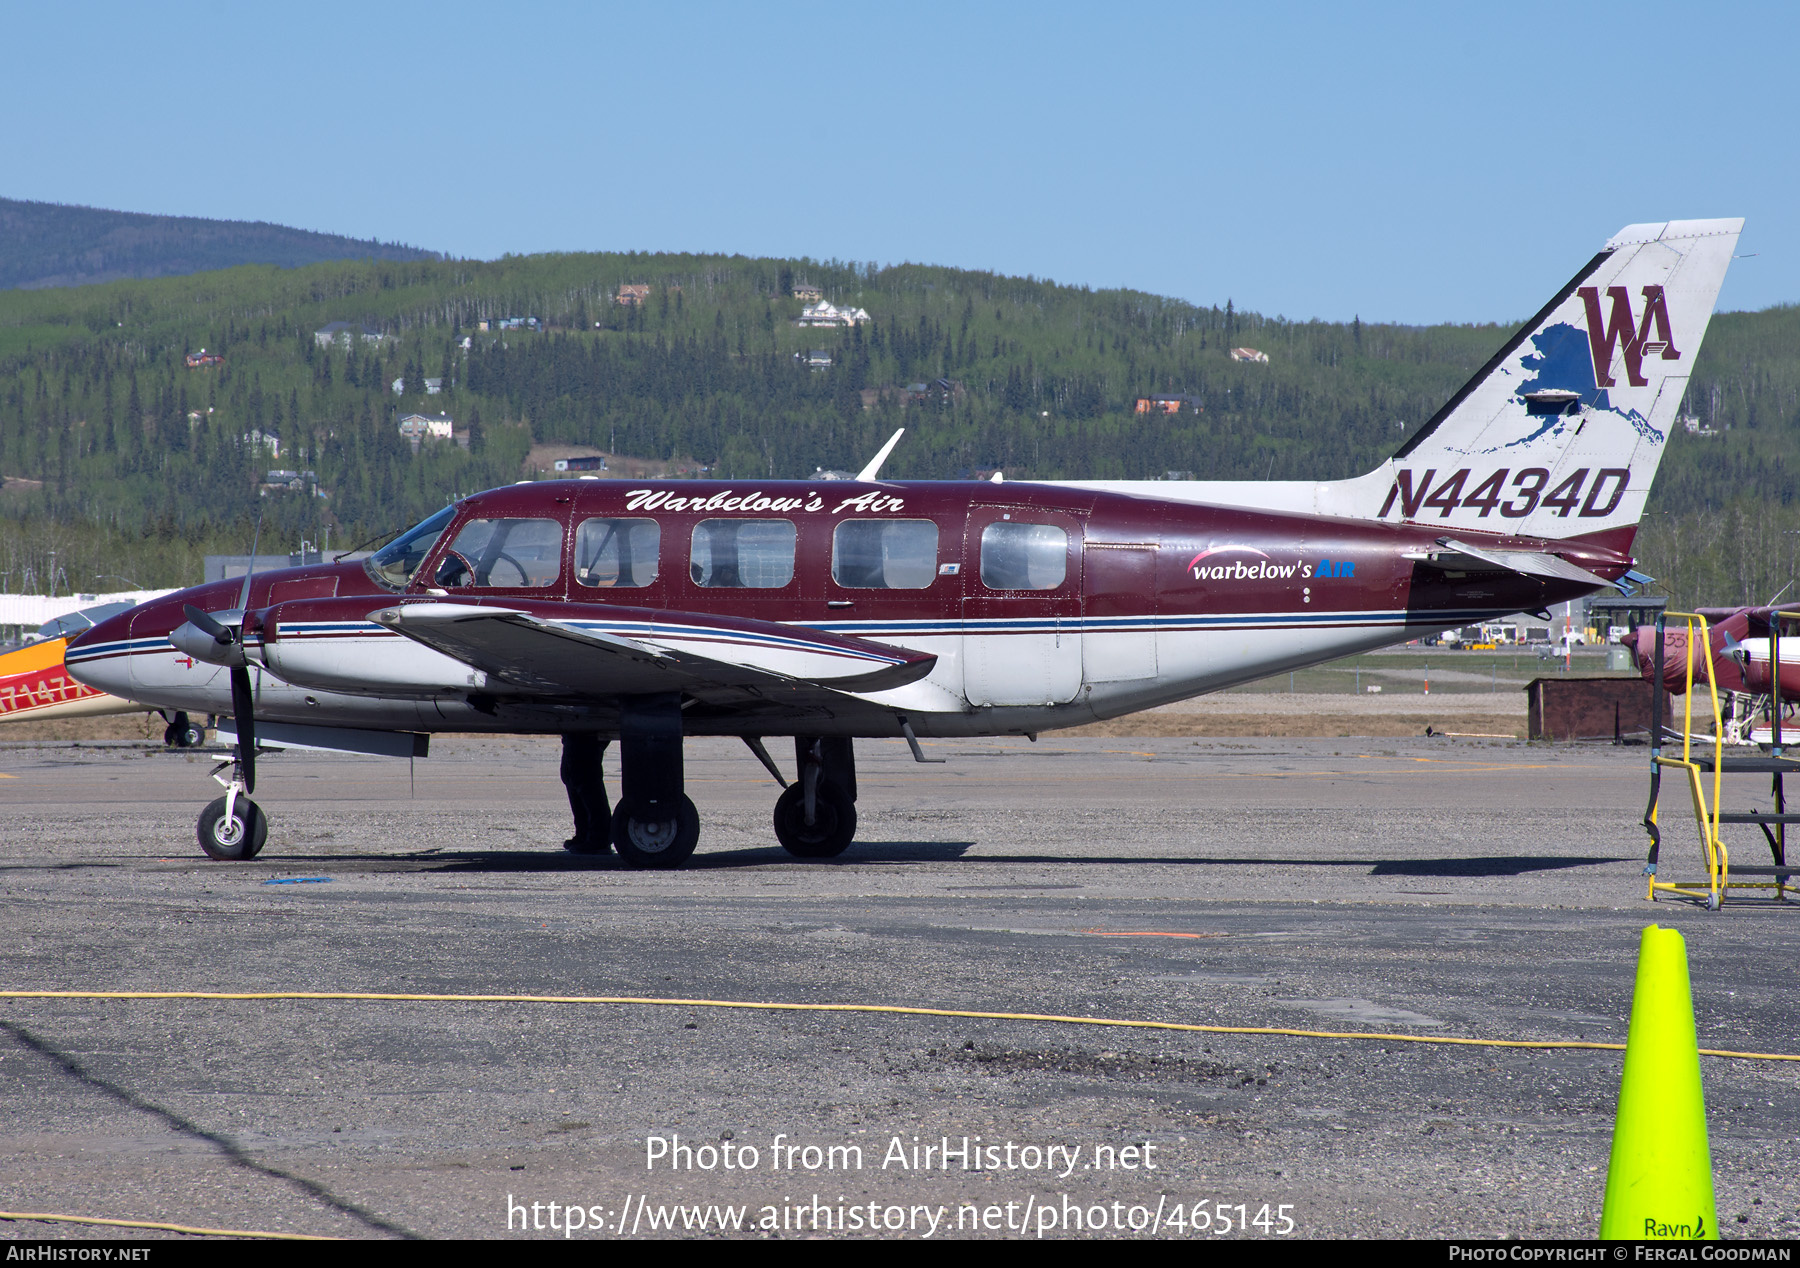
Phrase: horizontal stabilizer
[{"left": 1412, "top": 536, "right": 1613, "bottom": 590}]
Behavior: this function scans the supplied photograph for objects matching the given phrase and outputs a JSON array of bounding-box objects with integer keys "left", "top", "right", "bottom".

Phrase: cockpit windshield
[
  {"left": 365, "top": 506, "right": 456, "bottom": 591},
  {"left": 35, "top": 601, "right": 135, "bottom": 643}
]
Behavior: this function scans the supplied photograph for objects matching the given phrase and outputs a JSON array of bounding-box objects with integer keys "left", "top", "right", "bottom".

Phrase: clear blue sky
[{"left": 4, "top": 1, "right": 1793, "bottom": 323}]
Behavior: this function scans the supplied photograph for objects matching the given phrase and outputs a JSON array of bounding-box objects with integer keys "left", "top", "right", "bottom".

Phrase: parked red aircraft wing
[{"left": 366, "top": 600, "right": 939, "bottom": 699}]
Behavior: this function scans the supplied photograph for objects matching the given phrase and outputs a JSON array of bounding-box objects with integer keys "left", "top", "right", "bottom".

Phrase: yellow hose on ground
[
  {"left": 0, "top": 1210, "right": 337, "bottom": 1239},
  {"left": 4, "top": 989, "right": 1796, "bottom": 1061}
]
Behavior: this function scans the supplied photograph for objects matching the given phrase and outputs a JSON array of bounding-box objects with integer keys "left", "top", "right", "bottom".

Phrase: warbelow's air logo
[
  {"left": 1577, "top": 284, "right": 1680, "bottom": 388},
  {"left": 1188, "top": 546, "right": 1306, "bottom": 582}
]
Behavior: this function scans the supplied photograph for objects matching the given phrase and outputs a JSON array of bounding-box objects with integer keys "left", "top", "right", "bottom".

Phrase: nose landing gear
[
  {"left": 198, "top": 678, "right": 262, "bottom": 860},
  {"left": 197, "top": 759, "right": 265, "bottom": 860}
]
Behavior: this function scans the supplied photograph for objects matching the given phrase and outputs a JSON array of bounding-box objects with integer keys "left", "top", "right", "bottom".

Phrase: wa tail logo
[{"left": 1579, "top": 285, "right": 1680, "bottom": 388}]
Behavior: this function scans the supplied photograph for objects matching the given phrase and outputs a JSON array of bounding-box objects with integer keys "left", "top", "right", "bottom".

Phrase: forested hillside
[
  {"left": 0, "top": 248, "right": 1794, "bottom": 608},
  {"left": 0, "top": 198, "right": 441, "bottom": 291}
]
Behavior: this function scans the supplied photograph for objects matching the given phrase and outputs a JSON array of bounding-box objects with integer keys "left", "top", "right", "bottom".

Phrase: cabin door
[{"left": 959, "top": 505, "right": 1084, "bottom": 707}]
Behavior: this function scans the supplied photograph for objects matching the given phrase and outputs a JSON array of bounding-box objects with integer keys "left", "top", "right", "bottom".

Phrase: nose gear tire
[{"left": 197, "top": 795, "right": 268, "bottom": 861}]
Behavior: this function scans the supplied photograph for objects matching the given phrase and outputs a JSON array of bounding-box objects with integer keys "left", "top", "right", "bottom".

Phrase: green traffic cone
[{"left": 1600, "top": 925, "right": 1717, "bottom": 1240}]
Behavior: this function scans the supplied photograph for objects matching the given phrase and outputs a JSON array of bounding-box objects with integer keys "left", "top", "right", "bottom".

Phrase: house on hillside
[
  {"left": 796, "top": 349, "right": 832, "bottom": 371},
  {"left": 615, "top": 284, "right": 651, "bottom": 307},
  {"left": 905, "top": 378, "right": 965, "bottom": 406},
  {"left": 1229, "top": 346, "right": 1269, "bottom": 363},
  {"left": 390, "top": 377, "right": 444, "bottom": 395},
  {"left": 797, "top": 300, "right": 870, "bottom": 328},
  {"left": 184, "top": 349, "right": 224, "bottom": 368},
  {"left": 1133, "top": 394, "right": 1203, "bottom": 415},
  {"left": 315, "top": 321, "right": 385, "bottom": 349},
  {"left": 398, "top": 413, "right": 454, "bottom": 443},
  {"left": 791, "top": 282, "right": 823, "bottom": 301},
  {"left": 260, "top": 469, "right": 316, "bottom": 493}
]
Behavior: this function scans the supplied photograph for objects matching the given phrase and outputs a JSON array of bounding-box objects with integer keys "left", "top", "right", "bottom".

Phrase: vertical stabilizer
[
  {"left": 1379, "top": 218, "right": 1741, "bottom": 539},
  {"left": 1053, "top": 219, "right": 1742, "bottom": 539}
]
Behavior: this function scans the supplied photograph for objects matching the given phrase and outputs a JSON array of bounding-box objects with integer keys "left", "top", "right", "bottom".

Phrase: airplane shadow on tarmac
[
  {"left": 1368, "top": 855, "right": 1633, "bottom": 877},
  {"left": 400, "top": 847, "right": 1624, "bottom": 875},
  {"left": 172, "top": 848, "right": 1629, "bottom": 877},
  {"left": 794, "top": 851, "right": 1634, "bottom": 876},
  {"left": 309, "top": 840, "right": 985, "bottom": 873}
]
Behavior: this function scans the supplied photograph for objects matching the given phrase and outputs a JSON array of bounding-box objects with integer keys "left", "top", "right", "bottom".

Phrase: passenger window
[
  {"left": 832, "top": 519, "right": 938, "bottom": 589},
  {"left": 690, "top": 519, "right": 795, "bottom": 588},
  {"left": 980, "top": 522, "right": 1067, "bottom": 591},
  {"left": 436, "top": 517, "right": 563, "bottom": 588},
  {"left": 575, "top": 518, "right": 659, "bottom": 588}
]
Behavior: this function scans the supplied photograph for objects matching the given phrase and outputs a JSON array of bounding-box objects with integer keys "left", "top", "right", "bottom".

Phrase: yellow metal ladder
[{"left": 1643, "top": 611, "right": 1797, "bottom": 907}]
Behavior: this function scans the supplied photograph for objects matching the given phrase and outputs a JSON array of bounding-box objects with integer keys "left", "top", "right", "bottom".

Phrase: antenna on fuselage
[
  {"left": 236, "top": 516, "right": 262, "bottom": 611},
  {"left": 855, "top": 428, "right": 905, "bottom": 482}
]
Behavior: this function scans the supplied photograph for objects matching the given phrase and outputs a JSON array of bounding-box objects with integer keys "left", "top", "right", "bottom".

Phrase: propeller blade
[
  {"left": 230, "top": 666, "right": 257, "bottom": 794},
  {"left": 183, "top": 604, "right": 235, "bottom": 646}
]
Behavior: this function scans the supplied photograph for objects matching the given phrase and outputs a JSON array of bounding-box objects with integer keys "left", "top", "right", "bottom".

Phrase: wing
[{"left": 367, "top": 600, "right": 938, "bottom": 705}]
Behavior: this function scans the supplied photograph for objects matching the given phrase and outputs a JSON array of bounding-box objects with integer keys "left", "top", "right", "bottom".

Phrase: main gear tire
[
  {"left": 772, "top": 780, "right": 856, "bottom": 858},
  {"left": 174, "top": 713, "right": 206, "bottom": 748},
  {"left": 609, "top": 795, "right": 699, "bottom": 869}
]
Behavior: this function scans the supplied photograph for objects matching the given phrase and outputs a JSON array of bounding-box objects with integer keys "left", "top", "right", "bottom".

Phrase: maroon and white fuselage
[{"left": 67, "top": 480, "right": 1629, "bottom": 740}]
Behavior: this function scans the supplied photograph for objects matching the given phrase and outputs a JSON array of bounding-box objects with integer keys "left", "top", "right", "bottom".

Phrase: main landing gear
[
  {"left": 609, "top": 694, "right": 701, "bottom": 869},
  {"left": 161, "top": 710, "right": 207, "bottom": 749},
  {"left": 771, "top": 737, "right": 858, "bottom": 859},
  {"left": 557, "top": 707, "right": 863, "bottom": 869}
]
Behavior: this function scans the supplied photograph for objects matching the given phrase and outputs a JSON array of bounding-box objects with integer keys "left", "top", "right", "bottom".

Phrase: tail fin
[
  {"left": 1378, "top": 218, "right": 1741, "bottom": 538},
  {"left": 1051, "top": 219, "right": 1741, "bottom": 533}
]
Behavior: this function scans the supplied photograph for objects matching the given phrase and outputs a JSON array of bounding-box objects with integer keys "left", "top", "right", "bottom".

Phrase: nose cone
[{"left": 64, "top": 606, "right": 142, "bottom": 698}]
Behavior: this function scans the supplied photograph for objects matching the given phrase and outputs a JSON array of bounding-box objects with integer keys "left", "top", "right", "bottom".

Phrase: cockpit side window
[
  {"left": 832, "top": 519, "right": 938, "bottom": 589},
  {"left": 366, "top": 506, "right": 456, "bottom": 591},
  {"left": 690, "top": 519, "right": 795, "bottom": 588},
  {"left": 575, "top": 518, "right": 660, "bottom": 588},
  {"left": 436, "top": 517, "right": 563, "bottom": 589}
]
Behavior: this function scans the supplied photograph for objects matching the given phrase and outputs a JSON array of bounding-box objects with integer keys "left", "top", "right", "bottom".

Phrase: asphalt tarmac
[{"left": 1, "top": 733, "right": 1797, "bottom": 1240}]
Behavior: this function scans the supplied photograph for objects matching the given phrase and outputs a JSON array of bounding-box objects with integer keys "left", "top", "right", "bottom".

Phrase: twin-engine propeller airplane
[{"left": 67, "top": 218, "right": 1743, "bottom": 866}]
